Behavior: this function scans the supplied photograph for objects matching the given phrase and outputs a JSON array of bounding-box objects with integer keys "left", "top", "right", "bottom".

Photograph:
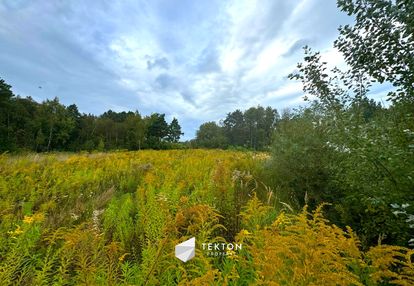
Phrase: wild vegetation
[
  {"left": 1, "top": 150, "right": 413, "bottom": 285},
  {"left": 1, "top": 0, "right": 414, "bottom": 285}
]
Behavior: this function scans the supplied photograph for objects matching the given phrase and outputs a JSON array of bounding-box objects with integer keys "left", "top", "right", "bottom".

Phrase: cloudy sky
[{"left": 0, "top": 0, "right": 391, "bottom": 140}]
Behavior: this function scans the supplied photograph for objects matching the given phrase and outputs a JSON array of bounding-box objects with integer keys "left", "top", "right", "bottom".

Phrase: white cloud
[{"left": 0, "top": 0, "right": 366, "bottom": 140}]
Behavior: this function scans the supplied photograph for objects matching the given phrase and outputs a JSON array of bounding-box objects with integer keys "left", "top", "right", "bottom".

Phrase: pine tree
[{"left": 167, "top": 118, "right": 183, "bottom": 143}]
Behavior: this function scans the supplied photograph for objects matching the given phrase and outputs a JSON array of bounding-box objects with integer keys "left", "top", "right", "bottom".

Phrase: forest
[
  {"left": 0, "top": 88, "right": 184, "bottom": 152},
  {"left": 1, "top": 0, "right": 414, "bottom": 285},
  {"left": 0, "top": 81, "right": 280, "bottom": 152}
]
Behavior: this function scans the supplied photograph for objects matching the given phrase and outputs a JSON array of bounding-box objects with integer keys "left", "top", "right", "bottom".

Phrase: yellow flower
[
  {"left": 272, "top": 212, "right": 288, "bottom": 228},
  {"left": 23, "top": 213, "right": 44, "bottom": 224},
  {"left": 119, "top": 253, "right": 128, "bottom": 262},
  {"left": 226, "top": 249, "right": 236, "bottom": 259},
  {"left": 241, "top": 229, "right": 251, "bottom": 236},
  {"left": 23, "top": 215, "right": 34, "bottom": 224},
  {"left": 7, "top": 225, "right": 24, "bottom": 237}
]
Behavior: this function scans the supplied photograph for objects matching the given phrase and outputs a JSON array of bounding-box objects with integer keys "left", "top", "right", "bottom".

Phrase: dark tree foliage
[
  {"left": 195, "top": 122, "right": 228, "bottom": 149},
  {"left": 0, "top": 79, "right": 14, "bottom": 151},
  {"left": 167, "top": 118, "right": 184, "bottom": 143},
  {"left": 0, "top": 79, "right": 184, "bottom": 152},
  {"left": 223, "top": 109, "right": 247, "bottom": 146},
  {"left": 195, "top": 106, "right": 279, "bottom": 150},
  {"left": 146, "top": 113, "right": 170, "bottom": 149}
]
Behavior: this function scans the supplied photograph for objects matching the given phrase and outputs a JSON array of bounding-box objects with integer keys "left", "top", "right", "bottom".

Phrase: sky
[{"left": 0, "top": 0, "right": 393, "bottom": 140}]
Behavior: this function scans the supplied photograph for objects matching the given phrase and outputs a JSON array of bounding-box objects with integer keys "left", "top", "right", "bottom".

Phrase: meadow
[{"left": 0, "top": 150, "right": 413, "bottom": 285}]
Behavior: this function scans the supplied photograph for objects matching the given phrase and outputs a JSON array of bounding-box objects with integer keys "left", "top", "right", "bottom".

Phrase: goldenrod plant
[{"left": 0, "top": 150, "right": 413, "bottom": 285}]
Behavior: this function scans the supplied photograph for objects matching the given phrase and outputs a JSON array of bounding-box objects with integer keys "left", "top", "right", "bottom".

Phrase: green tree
[
  {"left": 66, "top": 104, "right": 82, "bottom": 150},
  {"left": 223, "top": 109, "right": 247, "bottom": 146},
  {"left": 268, "top": 107, "right": 335, "bottom": 209},
  {"left": 78, "top": 114, "right": 98, "bottom": 151},
  {"left": 125, "top": 112, "right": 145, "bottom": 150},
  {"left": 244, "top": 106, "right": 279, "bottom": 149},
  {"left": 8, "top": 97, "right": 38, "bottom": 150},
  {"left": 335, "top": 0, "right": 414, "bottom": 102},
  {"left": 35, "top": 98, "right": 75, "bottom": 152},
  {"left": 284, "top": 19, "right": 414, "bottom": 246},
  {"left": 244, "top": 107, "right": 261, "bottom": 150},
  {"left": 195, "top": 121, "right": 228, "bottom": 148},
  {"left": 167, "top": 118, "right": 183, "bottom": 143},
  {"left": 146, "top": 113, "right": 169, "bottom": 149},
  {"left": 0, "top": 78, "right": 14, "bottom": 151}
]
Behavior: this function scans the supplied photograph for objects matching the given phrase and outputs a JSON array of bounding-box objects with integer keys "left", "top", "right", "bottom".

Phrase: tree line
[
  {"left": 193, "top": 106, "right": 279, "bottom": 150},
  {"left": 0, "top": 81, "right": 183, "bottom": 152},
  {"left": 0, "top": 77, "right": 282, "bottom": 152}
]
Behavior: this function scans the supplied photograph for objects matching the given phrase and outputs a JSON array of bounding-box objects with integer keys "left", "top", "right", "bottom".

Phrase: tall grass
[{"left": 0, "top": 150, "right": 412, "bottom": 285}]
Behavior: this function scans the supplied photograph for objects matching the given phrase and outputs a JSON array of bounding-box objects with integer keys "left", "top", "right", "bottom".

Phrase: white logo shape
[{"left": 175, "top": 237, "right": 195, "bottom": 262}]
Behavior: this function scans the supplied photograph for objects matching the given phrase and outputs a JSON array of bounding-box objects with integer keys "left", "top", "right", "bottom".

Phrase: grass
[{"left": 0, "top": 150, "right": 413, "bottom": 285}]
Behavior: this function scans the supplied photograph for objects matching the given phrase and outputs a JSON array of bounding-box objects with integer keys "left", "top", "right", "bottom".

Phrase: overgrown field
[{"left": 0, "top": 150, "right": 413, "bottom": 285}]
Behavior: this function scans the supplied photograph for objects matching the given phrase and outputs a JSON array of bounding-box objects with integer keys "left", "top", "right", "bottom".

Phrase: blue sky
[{"left": 0, "top": 0, "right": 392, "bottom": 140}]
